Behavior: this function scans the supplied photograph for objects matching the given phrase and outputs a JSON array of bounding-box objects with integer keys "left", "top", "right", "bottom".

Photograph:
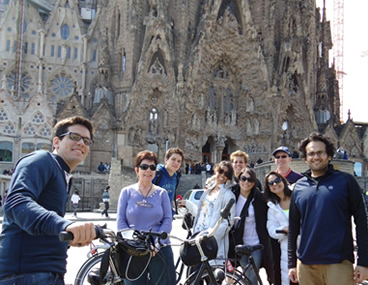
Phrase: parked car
[
  {"left": 182, "top": 189, "right": 204, "bottom": 207},
  {"left": 176, "top": 189, "right": 204, "bottom": 217}
]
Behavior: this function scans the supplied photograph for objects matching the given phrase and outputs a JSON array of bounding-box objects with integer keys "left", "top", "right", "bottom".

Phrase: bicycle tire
[
  {"left": 74, "top": 253, "right": 124, "bottom": 285},
  {"left": 184, "top": 269, "right": 251, "bottom": 285}
]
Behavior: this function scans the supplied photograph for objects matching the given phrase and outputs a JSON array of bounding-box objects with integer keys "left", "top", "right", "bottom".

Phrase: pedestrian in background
[
  {"left": 70, "top": 190, "right": 81, "bottom": 218},
  {"left": 101, "top": 186, "right": 110, "bottom": 218}
]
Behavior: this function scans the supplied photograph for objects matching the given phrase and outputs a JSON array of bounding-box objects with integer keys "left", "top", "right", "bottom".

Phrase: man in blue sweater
[
  {"left": 288, "top": 132, "right": 368, "bottom": 284},
  {"left": 0, "top": 116, "right": 96, "bottom": 285},
  {"left": 153, "top": 147, "right": 184, "bottom": 216}
]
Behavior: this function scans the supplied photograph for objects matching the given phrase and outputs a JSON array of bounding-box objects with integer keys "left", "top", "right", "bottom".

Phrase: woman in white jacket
[
  {"left": 264, "top": 171, "right": 296, "bottom": 285},
  {"left": 178, "top": 161, "right": 236, "bottom": 264}
]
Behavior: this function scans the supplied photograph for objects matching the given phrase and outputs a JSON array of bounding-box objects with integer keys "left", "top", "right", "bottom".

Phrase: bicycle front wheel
[
  {"left": 74, "top": 253, "right": 124, "bottom": 285},
  {"left": 184, "top": 269, "right": 251, "bottom": 285}
]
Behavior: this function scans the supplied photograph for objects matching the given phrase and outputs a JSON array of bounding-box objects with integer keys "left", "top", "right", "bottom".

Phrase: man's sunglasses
[
  {"left": 139, "top": 164, "right": 157, "bottom": 171},
  {"left": 59, "top": 132, "right": 94, "bottom": 146},
  {"left": 268, "top": 177, "right": 282, "bottom": 186},
  {"left": 275, "top": 155, "right": 288, "bottom": 159},
  {"left": 240, "top": 176, "right": 254, "bottom": 183}
]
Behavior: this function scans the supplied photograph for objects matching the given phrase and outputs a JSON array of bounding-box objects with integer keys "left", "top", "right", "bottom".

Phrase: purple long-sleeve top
[{"left": 117, "top": 183, "right": 172, "bottom": 245}]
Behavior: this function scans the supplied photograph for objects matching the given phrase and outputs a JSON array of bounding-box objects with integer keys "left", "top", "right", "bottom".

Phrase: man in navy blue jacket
[
  {"left": 288, "top": 132, "right": 368, "bottom": 284},
  {"left": 0, "top": 116, "right": 96, "bottom": 285},
  {"left": 153, "top": 147, "right": 184, "bottom": 216}
]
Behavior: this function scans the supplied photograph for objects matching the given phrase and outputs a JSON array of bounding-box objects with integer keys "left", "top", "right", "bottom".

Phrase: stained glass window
[
  {"left": 7, "top": 72, "right": 31, "bottom": 92},
  {"left": 61, "top": 24, "right": 70, "bottom": 40},
  {"left": 52, "top": 75, "right": 74, "bottom": 97}
]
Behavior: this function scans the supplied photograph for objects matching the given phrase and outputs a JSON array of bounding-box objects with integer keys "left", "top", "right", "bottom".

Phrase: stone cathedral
[{"left": 0, "top": 0, "right": 367, "bottom": 177}]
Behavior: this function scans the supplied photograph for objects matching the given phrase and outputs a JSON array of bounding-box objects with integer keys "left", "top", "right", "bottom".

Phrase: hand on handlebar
[{"left": 65, "top": 222, "right": 96, "bottom": 247}]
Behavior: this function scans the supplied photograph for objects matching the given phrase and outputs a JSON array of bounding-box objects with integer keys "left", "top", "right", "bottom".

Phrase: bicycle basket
[
  {"left": 179, "top": 232, "right": 218, "bottom": 266},
  {"left": 112, "top": 232, "right": 152, "bottom": 281}
]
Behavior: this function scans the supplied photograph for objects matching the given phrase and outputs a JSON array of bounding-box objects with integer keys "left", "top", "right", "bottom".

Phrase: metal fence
[{"left": 66, "top": 177, "right": 108, "bottom": 212}]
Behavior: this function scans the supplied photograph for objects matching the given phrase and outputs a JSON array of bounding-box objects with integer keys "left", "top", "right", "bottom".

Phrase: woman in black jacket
[{"left": 230, "top": 167, "right": 274, "bottom": 285}]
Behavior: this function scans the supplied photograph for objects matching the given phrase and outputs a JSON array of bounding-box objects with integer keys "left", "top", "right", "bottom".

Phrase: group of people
[
  {"left": 0, "top": 114, "right": 367, "bottom": 285},
  {"left": 97, "top": 161, "right": 110, "bottom": 173},
  {"left": 116, "top": 137, "right": 368, "bottom": 285}
]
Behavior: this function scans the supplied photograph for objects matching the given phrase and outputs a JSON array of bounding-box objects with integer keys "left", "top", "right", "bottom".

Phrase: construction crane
[{"left": 333, "top": 0, "right": 345, "bottom": 122}]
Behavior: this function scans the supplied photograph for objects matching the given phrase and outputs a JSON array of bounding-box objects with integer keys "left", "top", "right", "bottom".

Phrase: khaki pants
[{"left": 297, "top": 259, "right": 355, "bottom": 285}]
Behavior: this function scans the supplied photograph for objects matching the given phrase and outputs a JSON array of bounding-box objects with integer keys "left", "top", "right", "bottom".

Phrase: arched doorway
[{"left": 202, "top": 140, "right": 211, "bottom": 163}]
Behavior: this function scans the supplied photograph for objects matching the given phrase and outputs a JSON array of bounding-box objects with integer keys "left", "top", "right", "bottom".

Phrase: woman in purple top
[{"left": 117, "top": 150, "right": 175, "bottom": 285}]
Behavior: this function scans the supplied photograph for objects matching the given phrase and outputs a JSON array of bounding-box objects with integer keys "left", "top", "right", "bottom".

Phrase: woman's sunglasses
[
  {"left": 218, "top": 169, "right": 228, "bottom": 176},
  {"left": 268, "top": 177, "right": 282, "bottom": 186},
  {"left": 239, "top": 176, "right": 254, "bottom": 183},
  {"left": 138, "top": 164, "right": 157, "bottom": 171}
]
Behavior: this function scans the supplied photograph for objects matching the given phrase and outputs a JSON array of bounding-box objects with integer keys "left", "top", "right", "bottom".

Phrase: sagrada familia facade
[{"left": 0, "top": 0, "right": 367, "bottom": 176}]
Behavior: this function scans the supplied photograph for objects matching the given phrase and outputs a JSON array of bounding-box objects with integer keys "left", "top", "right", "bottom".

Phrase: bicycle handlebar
[
  {"left": 59, "top": 226, "right": 107, "bottom": 242},
  {"left": 183, "top": 198, "right": 235, "bottom": 246},
  {"left": 59, "top": 226, "right": 168, "bottom": 242},
  {"left": 220, "top": 198, "right": 235, "bottom": 219}
]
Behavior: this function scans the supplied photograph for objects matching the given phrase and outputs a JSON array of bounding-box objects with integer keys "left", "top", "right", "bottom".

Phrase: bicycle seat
[{"left": 235, "top": 244, "right": 264, "bottom": 256}]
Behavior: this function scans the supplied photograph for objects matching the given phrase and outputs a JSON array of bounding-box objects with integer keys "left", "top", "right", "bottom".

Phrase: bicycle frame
[{"left": 236, "top": 255, "right": 264, "bottom": 285}]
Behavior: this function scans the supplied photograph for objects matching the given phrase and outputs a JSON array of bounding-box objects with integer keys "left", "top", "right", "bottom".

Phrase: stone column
[
  {"left": 82, "top": 35, "right": 88, "bottom": 63},
  {"left": 107, "top": 157, "right": 122, "bottom": 210},
  {"left": 38, "top": 29, "right": 45, "bottom": 59}
]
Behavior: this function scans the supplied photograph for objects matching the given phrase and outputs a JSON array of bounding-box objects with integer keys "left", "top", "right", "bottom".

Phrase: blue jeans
[
  {"left": 239, "top": 248, "right": 262, "bottom": 285},
  {"left": 0, "top": 272, "right": 64, "bottom": 285},
  {"left": 124, "top": 246, "right": 176, "bottom": 285}
]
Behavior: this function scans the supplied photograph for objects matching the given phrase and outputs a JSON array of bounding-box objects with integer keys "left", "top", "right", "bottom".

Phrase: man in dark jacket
[
  {"left": 288, "top": 132, "right": 368, "bottom": 284},
  {"left": 0, "top": 116, "right": 96, "bottom": 284},
  {"left": 153, "top": 147, "right": 184, "bottom": 216},
  {"left": 272, "top": 146, "right": 303, "bottom": 184}
]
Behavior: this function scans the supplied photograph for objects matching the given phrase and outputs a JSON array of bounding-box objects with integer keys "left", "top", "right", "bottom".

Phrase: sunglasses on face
[
  {"left": 268, "top": 177, "right": 282, "bottom": 186},
  {"left": 275, "top": 155, "right": 288, "bottom": 159},
  {"left": 240, "top": 176, "right": 254, "bottom": 183},
  {"left": 138, "top": 164, "right": 157, "bottom": 171},
  {"left": 59, "top": 132, "right": 94, "bottom": 146},
  {"left": 218, "top": 169, "right": 228, "bottom": 176}
]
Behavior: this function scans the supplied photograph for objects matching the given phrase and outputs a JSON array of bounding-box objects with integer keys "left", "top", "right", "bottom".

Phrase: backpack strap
[{"left": 153, "top": 169, "right": 162, "bottom": 186}]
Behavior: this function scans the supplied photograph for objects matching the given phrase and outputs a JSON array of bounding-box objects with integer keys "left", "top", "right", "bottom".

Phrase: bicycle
[
  {"left": 60, "top": 199, "right": 263, "bottom": 285},
  {"left": 60, "top": 211, "right": 194, "bottom": 285},
  {"left": 178, "top": 199, "right": 265, "bottom": 285},
  {"left": 60, "top": 226, "right": 169, "bottom": 284}
]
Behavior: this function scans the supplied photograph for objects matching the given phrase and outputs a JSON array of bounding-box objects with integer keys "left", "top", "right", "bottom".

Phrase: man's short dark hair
[
  {"left": 298, "top": 132, "right": 335, "bottom": 158},
  {"left": 165, "top": 148, "right": 184, "bottom": 161},
  {"left": 53, "top": 116, "right": 94, "bottom": 140}
]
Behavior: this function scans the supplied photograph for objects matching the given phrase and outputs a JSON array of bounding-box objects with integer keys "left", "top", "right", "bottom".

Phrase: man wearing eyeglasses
[
  {"left": 272, "top": 146, "right": 303, "bottom": 184},
  {"left": 0, "top": 116, "right": 96, "bottom": 285},
  {"left": 288, "top": 132, "right": 368, "bottom": 284}
]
